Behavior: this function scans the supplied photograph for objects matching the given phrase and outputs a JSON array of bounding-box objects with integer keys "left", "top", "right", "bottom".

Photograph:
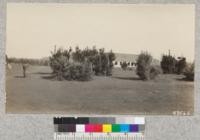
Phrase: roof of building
[
  {"left": 114, "top": 53, "right": 138, "bottom": 63},
  {"left": 114, "top": 53, "right": 160, "bottom": 65}
]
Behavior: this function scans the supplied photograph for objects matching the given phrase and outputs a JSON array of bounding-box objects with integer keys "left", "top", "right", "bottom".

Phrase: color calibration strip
[{"left": 54, "top": 117, "right": 145, "bottom": 140}]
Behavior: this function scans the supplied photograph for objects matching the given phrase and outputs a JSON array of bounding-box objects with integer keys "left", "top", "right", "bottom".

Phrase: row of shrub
[
  {"left": 161, "top": 54, "right": 187, "bottom": 74},
  {"left": 49, "top": 46, "right": 115, "bottom": 81},
  {"left": 160, "top": 54, "right": 194, "bottom": 81},
  {"left": 135, "top": 52, "right": 194, "bottom": 81},
  {"left": 50, "top": 47, "right": 194, "bottom": 81}
]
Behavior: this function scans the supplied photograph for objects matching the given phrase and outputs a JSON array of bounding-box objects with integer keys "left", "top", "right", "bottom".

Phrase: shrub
[
  {"left": 149, "top": 65, "right": 162, "bottom": 79},
  {"left": 161, "top": 54, "right": 177, "bottom": 74},
  {"left": 49, "top": 48, "right": 70, "bottom": 79},
  {"left": 72, "top": 46, "right": 84, "bottom": 62},
  {"left": 72, "top": 47, "right": 115, "bottom": 76},
  {"left": 183, "top": 63, "right": 194, "bottom": 81},
  {"left": 49, "top": 46, "right": 114, "bottom": 81},
  {"left": 106, "top": 50, "right": 116, "bottom": 76},
  {"left": 176, "top": 57, "right": 186, "bottom": 74},
  {"left": 121, "top": 62, "right": 128, "bottom": 70},
  {"left": 63, "top": 61, "right": 93, "bottom": 81},
  {"left": 161, "top": 53, "right": 188, "bottom": 75},
  {"left": 136, "top": 52, "right": 153, "bottom": 80},
  {"left": 49, "top": 47, "right": 93, "bottom": 81},
  {"left": 136, "top": 52, "right": 161, "bottom": 80}
]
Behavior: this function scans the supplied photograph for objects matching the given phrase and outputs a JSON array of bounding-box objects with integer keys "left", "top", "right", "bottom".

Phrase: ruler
[{"left": 54, "top": 132, "right": 144, "bottom": 140}]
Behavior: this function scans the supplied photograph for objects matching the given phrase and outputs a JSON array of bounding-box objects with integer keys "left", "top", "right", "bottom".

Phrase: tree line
[
  {"left": 6, "top": 47, "right": 194, "bottom": 81},
  {"left": 6, "top": 56, "right": 49, "bottom": 66}
]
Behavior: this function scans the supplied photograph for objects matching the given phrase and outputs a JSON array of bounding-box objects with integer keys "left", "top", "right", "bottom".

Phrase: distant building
[
  {"left": 113, "top": 53, "right": 138, "bottom": 68},
  {"left": 113, "top": 53, "right": 160, "bottom": 68}
]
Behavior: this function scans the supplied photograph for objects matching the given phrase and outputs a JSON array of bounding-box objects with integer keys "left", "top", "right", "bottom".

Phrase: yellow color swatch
[{"left": 103, "top": 124, "right": 112, "bottom": 132}]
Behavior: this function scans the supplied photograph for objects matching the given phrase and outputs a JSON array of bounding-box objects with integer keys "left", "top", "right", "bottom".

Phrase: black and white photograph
[{"left": 6, "top": 3, "right": 194, "bottom": 115}]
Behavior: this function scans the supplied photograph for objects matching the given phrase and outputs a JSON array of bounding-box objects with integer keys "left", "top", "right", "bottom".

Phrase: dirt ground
[{"left": 6, "top": 64, "right": 194, "bottom": 115}]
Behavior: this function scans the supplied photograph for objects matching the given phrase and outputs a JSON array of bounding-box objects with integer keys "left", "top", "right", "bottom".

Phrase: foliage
[
  {"left": 72, "top": 47, "right": 115, "bottom": 76},
  {"left": 63, "top": 61, "right": 93, "bottom": 81},
  {"left": 49, "top": 47, "right": 72, "bottom": 75},
  {"left": 72, "top": 46, "right": 98, "bottom": 63},
  {"left": 149, "top": 65, "right": 162, "bottom": 80},
  {"left": 49, "top": 47, "right": 92, "bottom": 81},
  {"left": 183, "top": 62, "right": 194, "bottom": 81},
  {"left": 176, "top": 57, "right": 187, "bottom": 74},
  {"left": 107, "top": 50, "right": 116, "bottom": 75},
  {"left": 136, "top": 52, "right": 153, "bottom": 80},
  {"left": 49, "top": 46, "right": 115, "bottom": 81},
  {"left": 161, "top": 54, "right": 177, "bottom": 74},
  {"left": 136, "top": 52, "right": 161, "bottom": 80},
  {"left": 161, "top": 53, "right": 188, "bottom": 75},
  {"left": 121, "top": 62, "right": 128, "bottom": 70},
  {"left": 7, "top": 57, "right": 49, "bottom": 66}
]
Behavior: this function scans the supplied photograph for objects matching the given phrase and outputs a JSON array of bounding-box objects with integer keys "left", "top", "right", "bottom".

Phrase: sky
[{"left": 6, "top": 3, "right": 195, "bottom": 62}]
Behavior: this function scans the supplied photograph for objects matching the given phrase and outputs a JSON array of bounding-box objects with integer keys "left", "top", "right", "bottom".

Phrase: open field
[{"left": 6, "top": 64, "right": 194, "bottom": 115}]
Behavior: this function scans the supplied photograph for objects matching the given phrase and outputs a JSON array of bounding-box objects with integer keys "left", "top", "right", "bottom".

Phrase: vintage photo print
[{"left": 6, "top": 3, "right": 195, "bottom": 115}]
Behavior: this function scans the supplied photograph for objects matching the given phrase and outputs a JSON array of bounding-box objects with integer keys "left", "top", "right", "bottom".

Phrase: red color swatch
[
  {"left": 93, "top": 124, "right": 102, "bottom": 132},
  {"left": 85, "top": 124, "right": 103, "bottom": 132}
]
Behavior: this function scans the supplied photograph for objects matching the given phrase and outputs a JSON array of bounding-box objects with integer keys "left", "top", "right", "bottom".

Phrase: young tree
[
  {"left": 121, "top": 62, "right": 128, "bottom": 70},
  {"left": 22, "top": 64, "right": 29, "bottom": 78},
  {"left": 136, "top": 52, "right": 161, "bottom": 80},
  {"left": 183, "top": 62, "right": 194, "bottom": 81},
  {"left": 176, "top": 57, "right": 186, "bottom": 74},
  {"left": 72, "top": 46, "right": 83, "bottom": 62},
  {"left": 136, "top": 52, "right": 153, "bottom": 80},
  {"left": 161, "top": 54, "right": 177, "bottom": 74},
  {"left": 49, "top": 46, "right": 72, "bottom": 80},
  {"left": 107, "top": 50, "right": 116, "bottom": 76}
]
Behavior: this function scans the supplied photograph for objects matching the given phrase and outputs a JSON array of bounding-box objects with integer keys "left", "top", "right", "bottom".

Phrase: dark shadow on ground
[
  {"left": 176, "top": 77, "right": 193, "bottom": 82},
  {"left": 14, "top": 76, "right": 25, "bottom": 78},
  {"left": 32, "top": 71, "right": 56, "bottom": 80},
  {"left": 112, "top": 76, "right": 141, "bottom": 81},
  {"left": 41, "top": 75, "right": 56, "bottom": 80},
  {"left": 33, "top": 72, "right": 51, "bottom": 75}
]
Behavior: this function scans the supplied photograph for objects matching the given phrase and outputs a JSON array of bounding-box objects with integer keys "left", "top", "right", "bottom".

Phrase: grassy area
[{"left": 6, "top": 64, "right": 194, "bottom": 115}]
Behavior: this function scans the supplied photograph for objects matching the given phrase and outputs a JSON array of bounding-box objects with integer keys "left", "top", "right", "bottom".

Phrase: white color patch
[
  {"left": 76, "top": 125, "right": 85, "bottom": 132},
  {"left": 134, "top": 117, "right": 145, "bottom": 124}
]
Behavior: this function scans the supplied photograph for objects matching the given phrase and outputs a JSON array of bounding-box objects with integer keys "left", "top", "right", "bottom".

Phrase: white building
[
  {"left": 113, "top": 53, "right": 160, "bottom": 68},
  {"left": 113, "top": 53, "right": 138, "bottom": 68}
]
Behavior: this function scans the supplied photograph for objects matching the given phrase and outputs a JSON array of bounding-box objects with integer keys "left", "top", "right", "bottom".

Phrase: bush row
[
  {"left": 136, "top": 52, "right": 194, "bottom": 81},
  {"left": 49, "top": 46, "right": 115, "bottom": 81},
  {"left": 160, "top": 54, "right": 186, "bottom": 74}
]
